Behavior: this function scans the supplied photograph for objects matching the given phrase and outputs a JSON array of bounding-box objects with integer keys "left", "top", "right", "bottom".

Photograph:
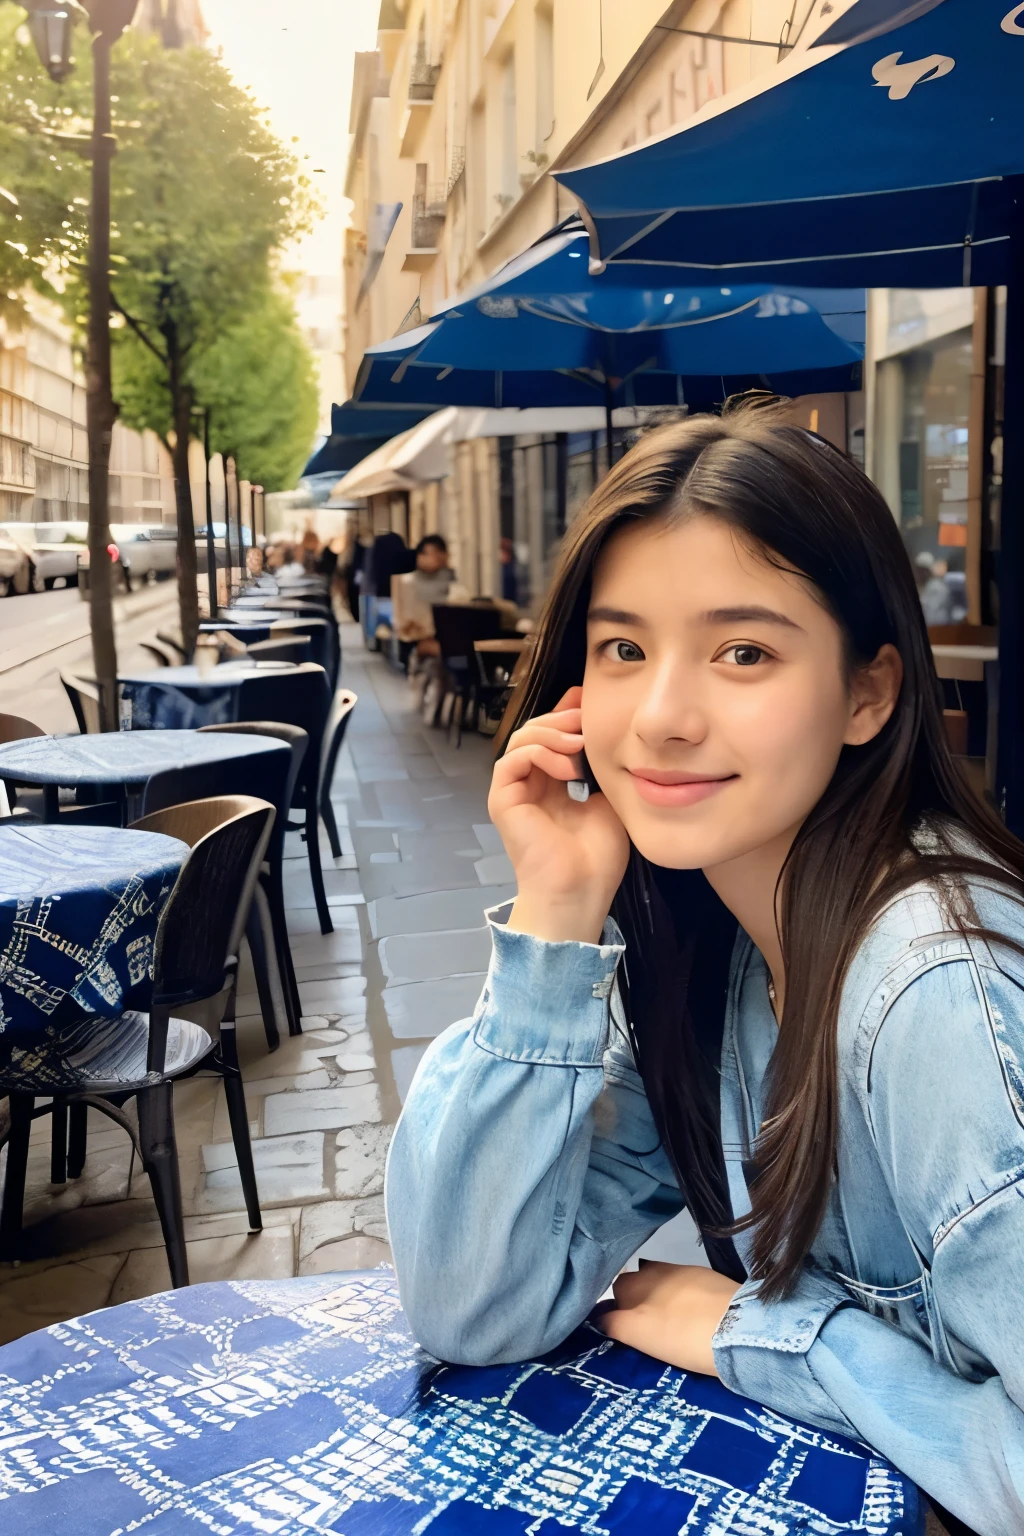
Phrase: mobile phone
[{"left": 568, "top": 746, "right": 598, "bottom": 802}]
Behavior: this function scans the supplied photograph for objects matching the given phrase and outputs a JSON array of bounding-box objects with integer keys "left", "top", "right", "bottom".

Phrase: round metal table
[
  {"left": 0, "top": 823, "right": 186, "bottom": 1086},
  {"left": 0, "top": 1268, "right": 922, "bottom": 1533},
  {"left": 0, "top": 729, "right": 286, "bottom": 821}
]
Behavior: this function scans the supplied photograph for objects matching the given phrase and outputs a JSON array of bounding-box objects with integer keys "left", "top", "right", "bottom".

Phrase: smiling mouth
[{"left": 627, "top": 769, "right": 737, "bottom": 808}]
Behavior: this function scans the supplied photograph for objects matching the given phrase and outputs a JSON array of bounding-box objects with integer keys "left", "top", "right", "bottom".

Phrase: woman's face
[{"left": 581, "top": 513, "right": 897, "bottom": 876}]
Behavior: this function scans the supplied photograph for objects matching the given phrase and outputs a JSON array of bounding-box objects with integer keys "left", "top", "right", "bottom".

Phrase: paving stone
[
  {"left": 262, "top": 1083, "right": 381, "bottom": 1136},
  {"left": 335, "top": 1124, "right": 393, "bottom": 1199},
  {"left": 298, "top": 1235, "right": 392, "bottom": 1275},
  {"left": 369, "top": 883, "right": 516, "bottom": 939},
  {"left": 378, "top": 926, "right": 491, "bottom": 985},
  {"left": 0, "top": 1254, "right": 126, "bottom": 1346},
  {"left": 198, "top": 1132, "right": 330, "bottom": 1211},
  {"left": 298, "top": 1194, "right": 387, "bottom": 1264},
  {"left": 110, "top": 1226, "right": 296, "bottom": 1301},
  {"left": 472, "top": 822, "right": 504, "bottom": 854},
  {"left": 391, "top": 1045, "right": 428, "bottom": 1104},
  {"left": 474, "top": 851, "right": 515, "bottom": 885},
  {"left": 242, "top": 1070, "right": 333, "bottom": 1097},
  {"left": 383, "top": 974, "right": 486, "bottom": 1039}
]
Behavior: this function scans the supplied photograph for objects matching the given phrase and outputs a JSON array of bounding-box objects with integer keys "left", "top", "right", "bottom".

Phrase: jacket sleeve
[
  {"left": 714, "top": 957, "right": 1024, "bottom": 1535},
  {"left": 385, "top": 906, "right": 684, "bottom": 1366}
]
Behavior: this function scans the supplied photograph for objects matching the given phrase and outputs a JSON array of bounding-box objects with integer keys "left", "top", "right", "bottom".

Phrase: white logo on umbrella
[
  {"left": 1002, "top": 3, "right": 1024, "bottom": 33},
  {"left": 871, "top": 51, "right": 955, "bottom": 100}
]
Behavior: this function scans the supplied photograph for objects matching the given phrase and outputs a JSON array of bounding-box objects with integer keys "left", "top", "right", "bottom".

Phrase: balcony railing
[
  {"left": 409, "top": 57, "right": 442, "bottom": 102},
  {"left": 411, "top": 183, "right": 446, "bottom": 251}
]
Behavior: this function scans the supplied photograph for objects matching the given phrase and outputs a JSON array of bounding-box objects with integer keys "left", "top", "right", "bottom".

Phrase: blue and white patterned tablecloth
[
  {"left": 118, "top": 662, "right": 302, "bottom": 730},
  {"left": 0, "top": 1270, "right": 922, "bottom": 1534},
  {"left": 0, "top": 728, "right": 286, "bottom": 789},
  {"left": 0, "top": 824, "right": 185, "bottom": 1086}
]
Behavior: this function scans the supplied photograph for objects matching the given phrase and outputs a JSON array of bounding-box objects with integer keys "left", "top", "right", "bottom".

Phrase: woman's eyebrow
[
  {"left": 701, "top": 605, "right": 804, "bottom": 631},
  {"left": 587, "top": 605, "right": 647, "bottom": 626}
]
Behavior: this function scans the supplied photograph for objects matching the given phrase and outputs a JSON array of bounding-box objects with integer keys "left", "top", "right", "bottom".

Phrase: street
[{"left": 0, "top": 581, "right": 187, "bottom": 734}]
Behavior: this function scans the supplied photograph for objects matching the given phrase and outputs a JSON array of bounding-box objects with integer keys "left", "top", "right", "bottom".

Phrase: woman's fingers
[
  {"left": 506, "top": 723, "right": 584, "bottom": 756},
  {"left": 493, "top": 742, "right": 580, "bottom": 790},
  {"left": 508, "top": 709, "right": 581, "bottom": 749}
]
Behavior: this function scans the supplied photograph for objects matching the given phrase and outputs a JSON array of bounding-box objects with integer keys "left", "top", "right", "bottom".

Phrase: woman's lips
[{"left": 627, "top": 769, "right": 735, "bottom": 807}]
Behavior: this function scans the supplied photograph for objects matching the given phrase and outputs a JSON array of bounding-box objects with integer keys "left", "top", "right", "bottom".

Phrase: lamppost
[{"left": 22, "top": 0, "right": 139, "bottom": 731}]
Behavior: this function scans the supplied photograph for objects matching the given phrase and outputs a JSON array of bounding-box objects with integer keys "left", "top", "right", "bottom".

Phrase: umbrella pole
[{"left": 998, "top": 244, "right": 1024, "bottom": 835}]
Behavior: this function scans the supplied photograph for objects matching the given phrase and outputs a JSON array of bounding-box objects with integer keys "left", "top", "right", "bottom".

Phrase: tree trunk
[
  {"left": 84, "top": 26, "right": 118, "bottom": 732},
  {"left": 168, "top": 346, "right": 200, "bottom": 655}
]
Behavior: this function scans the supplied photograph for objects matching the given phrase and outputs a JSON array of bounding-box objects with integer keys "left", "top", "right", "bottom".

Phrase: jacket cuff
[
  {"left": 472, "top": 901, "right": 625, "bottom": 1067},
  {"left": 713, "top": 1267, "right": 860, "bottom": 1439}
]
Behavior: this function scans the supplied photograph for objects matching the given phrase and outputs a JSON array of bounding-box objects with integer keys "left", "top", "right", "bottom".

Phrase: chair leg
[
  {"left": 0, "top": 1094, "right": 33, "bottom": 1262},
  {"left": 137, "top": 1081, "right": 188, "bottom": 1288},
  {"left": 320, "top": 793, "right": 342, "bottom": 860},
  {"left": 246, "top": 900, "right": 281, "bottom": 1052},
  {"left": 219, "top": 1023, "right": 262, "bottom": 1233},
  {"left": 305, "top": 799, "right": 334, "bottom": 936},
  {"left": 265, "top": 868, "right": 302, "bottom": 1035},
  {"left": 67, "top": 1101, "right": 88, "bottom": 1178},
  {"left": 50, "top": 1101, "right": 68, "bottom": 1185}
]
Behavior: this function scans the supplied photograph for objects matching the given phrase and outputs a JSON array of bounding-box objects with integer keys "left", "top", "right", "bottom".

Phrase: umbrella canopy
[
  {"left": 301, "top": 403, "right": 432, "bottom": 478},
  {"left": 353, "top": 231, "right": 864, "bottom": 412},
  {"left": 554, "top": 0, "right": 1023, "bottom": 288}
]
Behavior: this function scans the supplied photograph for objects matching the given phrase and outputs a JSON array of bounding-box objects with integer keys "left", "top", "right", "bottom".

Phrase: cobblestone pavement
[{"left": 0, "top": 618, "right": 701, "bottom": 1342}]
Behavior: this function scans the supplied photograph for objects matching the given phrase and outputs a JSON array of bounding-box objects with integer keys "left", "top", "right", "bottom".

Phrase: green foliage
[
  {"left": 191, "top": 283, "right": 320, "bottom": 493},
  {"left": 0, "top": 8, "right": 91, "bottom": 317}
]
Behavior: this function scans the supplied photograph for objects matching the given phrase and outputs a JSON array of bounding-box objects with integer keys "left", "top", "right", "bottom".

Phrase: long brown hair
[{"left": 500, "top": 401, "right": 1024, "bottom": 1299}]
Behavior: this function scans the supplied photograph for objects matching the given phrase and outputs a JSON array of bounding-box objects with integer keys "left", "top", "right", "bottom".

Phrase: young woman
[{"left": 385, "top": 405, "right": 1024, "bottom": 1535}]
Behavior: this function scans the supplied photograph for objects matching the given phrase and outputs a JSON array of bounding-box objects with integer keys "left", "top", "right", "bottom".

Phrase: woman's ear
[{"left": 844, "top": 643, "right": 903, "bottom": 747}]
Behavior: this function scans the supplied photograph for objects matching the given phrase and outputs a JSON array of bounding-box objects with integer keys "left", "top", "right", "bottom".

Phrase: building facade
[{"left": 0, "top": 295, "right": 176, "bottom": 527}]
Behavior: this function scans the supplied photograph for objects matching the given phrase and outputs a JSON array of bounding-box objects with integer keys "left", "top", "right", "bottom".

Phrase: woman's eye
[
  {"left": 721, "top": 644, "right": 767, "bottom": 667},
  {"left": 603, "top": 639, "right": 644, "bottom": 663}
]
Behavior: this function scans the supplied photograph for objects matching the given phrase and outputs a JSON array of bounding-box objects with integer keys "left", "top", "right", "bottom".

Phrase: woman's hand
[
  {"left": 489, "top": 686, "right": 629, "bottom": 943},
  {"left": 597, "top": 1262, "right": 741, "bottom": 1377}
]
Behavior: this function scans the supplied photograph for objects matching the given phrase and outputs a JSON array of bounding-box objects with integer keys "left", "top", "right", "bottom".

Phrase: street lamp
[{"left": 24, "top": 1, "right": 81, "bottom": 83}]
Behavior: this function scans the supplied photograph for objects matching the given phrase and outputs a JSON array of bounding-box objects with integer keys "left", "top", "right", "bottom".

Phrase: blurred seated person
[
  {"left": 276, "top": 541, "right": 307, "bottom": 583},
  {"left": 394, "top": 536, "right": 456, "bottom": 655},
  {"left": 914, "top": 550, "right": 954, "bottom": 627}
]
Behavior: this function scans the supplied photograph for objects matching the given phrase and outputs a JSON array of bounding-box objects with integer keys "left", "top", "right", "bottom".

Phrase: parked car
[
  {"left": 195, "top": 522, "right": 252, "bottom": 570},
  {"left": 0, "top": 530, "right": 31, "bottom": 596},
  {"left": 78, "top": 523, "right": 177, "bottom": 595},
  {"left": 0, "top": 521, "right": 87, "bottom": 590}
]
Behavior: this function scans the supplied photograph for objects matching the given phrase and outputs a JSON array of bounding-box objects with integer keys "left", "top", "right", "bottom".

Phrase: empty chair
[
  {"left": 60, "top": 672, "right": 101, "bottom": 734},
  {"left": 431, "top": 604, "right": 503, "bottom": 746},
  {"left": 319, "top": 689, "right": 357, "bottom": 860},
  {"left": 141, "top": 734, "right": 296, "bottom": 1047},
  {"left": 247, "top": 636, "right": 312, "bottom": 663},
  {"left": 1, "top": 796, "right": 275, "bottom": 1288},
  {"left": 234, "top": 664, "right": 334, "bottom": 935}
]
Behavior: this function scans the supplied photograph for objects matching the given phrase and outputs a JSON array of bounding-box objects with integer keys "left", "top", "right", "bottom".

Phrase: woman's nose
[{"left": 632, "top": 662, "right": 707, "bottom": 746}]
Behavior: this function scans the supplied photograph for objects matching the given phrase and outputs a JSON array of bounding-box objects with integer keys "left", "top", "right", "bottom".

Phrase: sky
[{"left": 201, "top": 0, "right": 381, "bottom": 277}]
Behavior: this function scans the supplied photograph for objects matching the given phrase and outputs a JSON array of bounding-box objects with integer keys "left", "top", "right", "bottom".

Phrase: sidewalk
[{"left": 0, "top": 619, "right": 514, "bottom": 1338}]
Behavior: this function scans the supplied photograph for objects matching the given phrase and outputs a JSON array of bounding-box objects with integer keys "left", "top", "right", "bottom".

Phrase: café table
[
  {"left": 0, "top": 728, "right": 286, "bottom": 823},
  {"left": 0, "top": 822, "right": 185, "bottom": 1089},
  {"left": 474, "top": 635, "right": 531, "bottom": 687},
  {"left": 0, "top": 1268, "right": 922, "bottom": 1533},
  {"left": 118, "top": 659, "right": 302, "bottom": 729}
]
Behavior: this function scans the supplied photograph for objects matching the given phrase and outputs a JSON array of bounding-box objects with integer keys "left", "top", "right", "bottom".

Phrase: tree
[
  {"left": 100, "top": 33, "right": 313, "bottom": 649},
  {"left": 190, "top": 282, "right": 319, "bottom": 493}
]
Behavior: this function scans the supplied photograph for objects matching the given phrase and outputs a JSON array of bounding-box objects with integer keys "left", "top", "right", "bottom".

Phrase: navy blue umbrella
[
  {"left": 353, "top": 230, "right": 864, "bottom": 419},
  {"left": 302, "top": 403, "right": 432, "bottom": 478},
  {"left": 554, "top": 0, "right": 1022, "bottom": 288}
]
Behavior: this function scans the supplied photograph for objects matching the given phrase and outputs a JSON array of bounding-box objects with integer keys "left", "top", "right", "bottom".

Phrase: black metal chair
[
  {"left": 198, "top": 721, "right": 309, "bottom": 1037},
  {"left": 319, "top": 688, "right": 357, "bottom": 860},
  {"left": 229, "top": 664, "right": 334, "bottom": 935},
  {"left": 140, "top": 640, "right": 176, "bottom": 667},
  {"left": 60, "top": 672, "right": 101, "bottom": 734},
  {"left": 431, "top": 604, "right": 503, "bottom": 746},
  {"left": 0, "top": 796, "right": 274, "bottom": 1288}
]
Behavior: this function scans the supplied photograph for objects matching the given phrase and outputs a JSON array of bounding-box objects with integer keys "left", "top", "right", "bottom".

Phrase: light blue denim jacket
[{"left": 386, "top": 878, "right": 1024, "bottom": 1534}]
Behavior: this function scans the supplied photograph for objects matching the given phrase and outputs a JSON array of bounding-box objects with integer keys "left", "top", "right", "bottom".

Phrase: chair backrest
[
  {"left": 132, "top": 796, "right": 274, "bottom": 1008},
  {"left": 197, "top": 721, "right": 308, "bottom": 861},
  {"left": 60, "top": 673, "right": 100, "bottom": 734},
  {"left": 247, "top": 636, "right": 311, "bottom": 662},
  {"left": 319, "top": 688, "right": 357, "bottom": 792},
  {"left": 235, "top": 665, "right": 331, "bottom": 797},
  {"left": 139, "top": 736, "right": 292, "bottom": 854},
  {"left": 431, "top": 604, "right": 502, "bottom": 673},
  {"left": 0, "top": 713, "right": 44, "bottom": 745},
  {"left": 140, "top": 641, "right": 174, "bottom": 668}
]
